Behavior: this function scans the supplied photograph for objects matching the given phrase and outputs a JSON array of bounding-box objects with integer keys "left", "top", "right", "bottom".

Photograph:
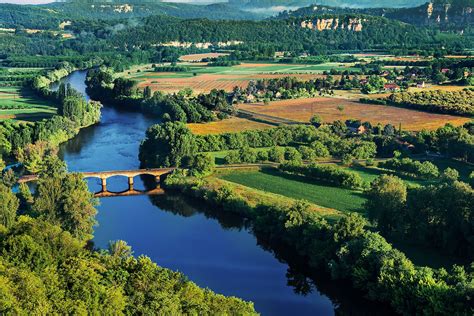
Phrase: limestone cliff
[{"left": 300, "top": 17, "right": 365, "bottom": 32}]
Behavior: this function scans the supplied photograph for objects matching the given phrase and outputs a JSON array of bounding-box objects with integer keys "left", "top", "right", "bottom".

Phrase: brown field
[
  {"left": 179, "top": 53, "right": 229, "bottom": 62},
  {"left": 238, "top": 97, "right": 471, "bottom": 131},
  {"left": 188, "top": 117, "right": 273, "bottom": 135},
  {"left": 138, "top": 73, "right": 325, "bottom": 94}
]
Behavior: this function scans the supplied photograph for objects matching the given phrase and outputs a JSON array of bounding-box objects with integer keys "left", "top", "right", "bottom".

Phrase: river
[{"left": 56, "top": 71, "right": 382, "bottom": 316}]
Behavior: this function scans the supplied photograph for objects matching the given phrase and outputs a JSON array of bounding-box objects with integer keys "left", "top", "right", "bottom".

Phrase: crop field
[
  {"left": 0, "top": 87, "right": 56, "bottom": 121},
  {"left": 218, "top": 168, "right": 367, "bottom": 213},
  {"left": 124, "top": 62, "right": 350, "bottom": 93},
  {"left": 350, "top": 53, "right": 431, "bottom": 63},
  {"left": 187, "top": 117, "right": 273, "bottom": 135},
  {"left": 179, "top": 52, "right": 230, "bottom": 62},
  {"left": 238, "top": 97, "right": 471, "bottom": 131}
]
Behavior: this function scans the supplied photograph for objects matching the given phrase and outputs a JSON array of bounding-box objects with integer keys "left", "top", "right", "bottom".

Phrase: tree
[
  {"left": 365, "top": 175, "right": 407, "bottom": 234},
  {"left": 113, "top": 78, "right": 137, "bottom": 97},
  {"left": 108, "top": 240, "right": 133, "bottom": 260},
  {"left": 441, "top": 168, "right": 459, "bottom": 183},
  {"left": 362, "top": 75, "right": 386, "bottom": 94},
  {"left": 189, "top": 153, "right": 214, "bottom": 176},
  {"left": 61, "top": 97, "right": 86, "bottom": 122},
  {"left": 0, "top": 183, "right": 19, "bottom": 228},
  {"left": 139, "top": 122, "right": 197, "bottom": 167},
  {"left": 310, "top": 115, "right": 322, "bottom": 128},
  {"left": 143, "top": 86, "right": 152, "bottom": 99},
  {"left": 34, "top": 173, "right": 97, "bottom": 242},
  {"left": 16, "top": 141, "right": 58, "bottom": 175}
]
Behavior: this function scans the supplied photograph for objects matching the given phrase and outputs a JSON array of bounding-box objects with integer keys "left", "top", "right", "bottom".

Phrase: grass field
[
  {"left": 215, "top": 167, "right": 468, "bottom": 268},
  {"left": 0, "top": 87, "right": 57, "bottom": 121},
  {"left": 238, "top": 97, "right": 471, "bottom": 131},
  {"left": 218, "top": 168, "right": 367, "bottom": 213},
  {"left": 188, "top": 117, "right": 273, "bottom": 135},
  {"left": 123, "top": 62, "right": 352, "bottom": 93}
]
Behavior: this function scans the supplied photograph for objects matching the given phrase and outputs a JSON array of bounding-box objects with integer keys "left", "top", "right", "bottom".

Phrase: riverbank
[{"left": 162, "top": 172, "right": 472, "bottom": 315}]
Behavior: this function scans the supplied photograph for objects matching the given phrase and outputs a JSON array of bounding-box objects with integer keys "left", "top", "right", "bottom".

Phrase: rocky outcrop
[
  {"left": 386, "top": 0, "right": 474, "bottom": 28},
  {"left": 300, "top": 17, "right": 365, "bottom": 31}
]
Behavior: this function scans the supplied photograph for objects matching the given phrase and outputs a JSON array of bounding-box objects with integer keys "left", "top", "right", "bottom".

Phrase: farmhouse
[
  {"left": 384, "top": 83, "right": 400, "bottom": 92},
  {"left": 346, "top": 120, "right": 367, "bottom": 134}
]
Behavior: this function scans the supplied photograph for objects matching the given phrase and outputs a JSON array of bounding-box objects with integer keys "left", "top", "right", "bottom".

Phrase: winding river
[{"left": 56, "top": 71, "right": 386, "bottom": 316}]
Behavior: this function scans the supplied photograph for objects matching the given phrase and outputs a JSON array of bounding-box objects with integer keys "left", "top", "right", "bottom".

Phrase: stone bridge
[{"left": 18, "top": 168, "right": 176, "bottom": 198}]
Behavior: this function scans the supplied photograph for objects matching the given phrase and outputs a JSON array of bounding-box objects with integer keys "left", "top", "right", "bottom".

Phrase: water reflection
[{"left": 148, "top": 193, "right": 396, "bottom": 316}]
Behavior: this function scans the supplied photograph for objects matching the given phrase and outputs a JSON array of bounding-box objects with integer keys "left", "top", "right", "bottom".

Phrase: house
[
  {"left": 384, "top": 83, "right": 400, "bottom": 92},
  {"left": 359, "top": 79, "right": 368, "bottom": 85},
  {"left": 441, "top": 68, "right": 450, "bottom": 74},
  {"left": 346, "top": 120, "right": 367, "bottom": 134},
  {"left": 245, "top": 94, "right": 256, "bottom": 103},
  {"left": 417, "top": 81, "right": 426, "bottom": 88}
]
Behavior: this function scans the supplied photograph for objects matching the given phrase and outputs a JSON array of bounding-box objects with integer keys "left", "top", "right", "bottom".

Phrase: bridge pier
[
  {"left": 128, "top": 177, "right": 134, "bottom": 191},
  {"left": 101, "top": 178, "right": 107, "bottom": 192}
]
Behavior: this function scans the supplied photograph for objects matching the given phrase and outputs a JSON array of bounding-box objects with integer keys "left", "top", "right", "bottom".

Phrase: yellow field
[
  {"left": 179, "top": 53, "right": 229, "bottom": 62},
  {"left": 238, "top": 97, "right": 471, "bottom": 131},
  {"left": 187, "top": 117, "right": 273, "bottom": 135}
]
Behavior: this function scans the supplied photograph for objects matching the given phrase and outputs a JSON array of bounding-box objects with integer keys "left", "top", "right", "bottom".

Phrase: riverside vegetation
[
  {"left": 2, "top": 0, "right": 474, "bottom": 313},
  {"left": 138, "top": 119, "right": 473, "bottom": 314}
]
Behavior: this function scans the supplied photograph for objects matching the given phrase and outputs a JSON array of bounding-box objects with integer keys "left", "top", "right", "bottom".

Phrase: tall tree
[
  {"left": 365, "top": 175, "right": 407, "bottom": 234},
  {"left": 0, "top": 183, "right": 19, "bottom": 228},
  {"left": 139, "top": 122, "right": 197, "bottom": 167}
]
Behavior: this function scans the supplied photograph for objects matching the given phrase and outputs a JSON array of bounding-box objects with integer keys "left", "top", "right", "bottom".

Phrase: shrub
[
  {"left": 224, "top": 151, "right": 240, "bottom": 164},
  {"left": 298, "top": 146, "right": 317, "bottom": 161},
  {"left": 189, "top": 153, "right": 214, "bottom": 176},
  {"left": 268, "top": 147, "right": 285, "bottom": 163},
  {"left": 311, "top": 141, "right": 330, "bottom": 158},
  {"left": 284, "top": 147, "right": 302, "bottom": 164}
]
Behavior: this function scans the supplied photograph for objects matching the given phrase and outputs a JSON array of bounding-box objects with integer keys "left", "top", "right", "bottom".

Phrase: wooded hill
[
  {"left": 229, "top": 0, "right": 427, "bottom": 9},
  {"left": 278, "top": 0, "right": 474, "bottom": 30},
  {"left": 109, "top": 14, "right": 471, "bottom": 53},
  {"left": 0, "top": 1, "right": 258, "bottom": 30}
]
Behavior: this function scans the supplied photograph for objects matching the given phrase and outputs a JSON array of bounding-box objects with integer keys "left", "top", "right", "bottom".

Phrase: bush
[
  {"left": 224, "top": 151, "right": 240, "bottom": 164},
  {"left": 189, "top": 153, "right": 214, "bottom": 176},
  {"left": 310, "top": 141, "right": 330, "bottom": 158},
  {"left": 268, "top": 147, "right": 285, "bottom": 163},
  {"left": 298, "top": 146, "right": 317, "bottom": 161},
  {"left": 256, "top": 149, "right": 269, "bottom": 162},
  {"left": 284, "top": 147, "right": 302, "bottom": 164},
  {"left": 239, "top": 147, "right": 257, "bottom": 163}
]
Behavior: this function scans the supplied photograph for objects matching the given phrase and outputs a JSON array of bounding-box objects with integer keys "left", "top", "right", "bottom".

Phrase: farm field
[
  {"left": 179, "top": 52, "right": 229, "bottom": 62},
  {"left": 0, "top": 87, "right": 57, "bottom": 121},
  {"left": 238, "top": 97, "right": 471, "bottom": 131},
  {"left": 187, "top": 117, "right": 273, "bottom": 135},
  {"left": 218, "top": 168, "right": 367, "bottom": 213},
  {"left": 123, "top": 62, "right": 350, "bottom": 93}
]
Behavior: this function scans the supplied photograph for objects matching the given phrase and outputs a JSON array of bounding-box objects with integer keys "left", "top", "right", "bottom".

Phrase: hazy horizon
[{"left": 0, "top": 0, "right": 53, "bottom": 4}]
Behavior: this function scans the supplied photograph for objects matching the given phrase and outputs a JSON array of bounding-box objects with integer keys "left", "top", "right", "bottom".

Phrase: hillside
[
  {"left": 386, "top": 0, "right": 474, "bottom": 29},
  {"left": 0, "top": 1, "right": 258, "bottom": 30},
  {"left": 229, "top": 0, "right": 426, "bottom": 10},
  {"left": 108, "top": 13, "right": 470, "bottom": 53},
  {"left": 279, "top": 1, "right": 474, "bottom": 30}
]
